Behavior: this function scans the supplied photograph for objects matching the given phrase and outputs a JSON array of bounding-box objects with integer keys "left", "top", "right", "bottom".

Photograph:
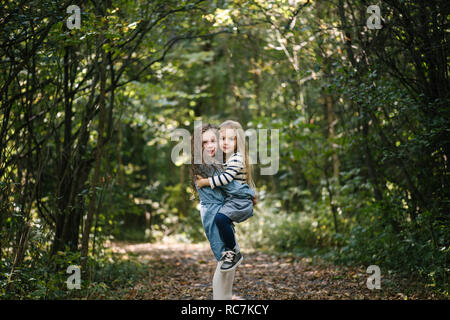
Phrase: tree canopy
[{"left": 0, "top": 0, "right": 448, "bottom": 298}]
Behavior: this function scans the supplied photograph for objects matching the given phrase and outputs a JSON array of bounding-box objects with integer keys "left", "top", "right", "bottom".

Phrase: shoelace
[{"left": 223, "top": 250, "right": 235, "bottom": 263}]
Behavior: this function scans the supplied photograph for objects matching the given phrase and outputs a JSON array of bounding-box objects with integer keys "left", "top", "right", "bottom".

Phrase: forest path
[{"left": 108, "top": 240, "right": 437, "bottom": 300}]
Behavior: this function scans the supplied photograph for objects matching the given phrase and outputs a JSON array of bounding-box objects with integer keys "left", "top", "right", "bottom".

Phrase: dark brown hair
[{"left": 189, "top": 123, "right": 223, "bottom": 199}]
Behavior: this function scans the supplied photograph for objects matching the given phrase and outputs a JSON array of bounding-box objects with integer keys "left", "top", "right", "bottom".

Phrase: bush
[
  {"left": 236, "top": 199, "right": 335, "bottom": 255},
  {"left": 333, "top": 202, "right": 449, "bottom": 295},
  {"left": 0, "top": 246, "right": 147, "bottom": 299}
]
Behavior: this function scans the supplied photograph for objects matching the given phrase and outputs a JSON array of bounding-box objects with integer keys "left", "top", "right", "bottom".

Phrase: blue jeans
[{"left": 214, "top": 213, "right": 236, "bottom": 250}]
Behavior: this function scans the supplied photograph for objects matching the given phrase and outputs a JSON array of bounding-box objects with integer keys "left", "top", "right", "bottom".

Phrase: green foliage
[
  {"left": 237, "top": 197, "right": 337, "bottom": 255},
  {"left": 1, "top": 0, "right": 448, "bottom": 298},
  {"left": 0, "top": 245, "right": 147, "bottom": 299},
  {"left": 334, "top": 201, "right": 449, "bottom": 295}
]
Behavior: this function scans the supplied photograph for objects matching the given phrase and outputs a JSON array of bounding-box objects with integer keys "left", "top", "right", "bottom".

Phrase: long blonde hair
[{"left": 219, "top": 120, "right": 255, "bottom": 190}]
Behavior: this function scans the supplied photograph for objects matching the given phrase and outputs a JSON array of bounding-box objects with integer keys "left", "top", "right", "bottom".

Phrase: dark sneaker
[{"left": 220, "top": 249, "right": 243, "bottom": 272}]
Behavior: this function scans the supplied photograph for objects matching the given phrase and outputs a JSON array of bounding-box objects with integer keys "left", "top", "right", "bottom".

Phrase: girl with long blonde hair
[
  {"left": 196, "top": 120, "right": 256, "bottom": 272},
  {"left": 190, "top": 123, "right": 255, "bottom": 299}
]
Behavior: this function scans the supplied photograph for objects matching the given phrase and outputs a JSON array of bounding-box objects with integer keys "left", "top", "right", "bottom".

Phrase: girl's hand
[
  {"left": 252, "top": 194, "right": 258, "bottom": 206},
  {"left": 196, "top": 175, "right": 210, "bottom": 188}
]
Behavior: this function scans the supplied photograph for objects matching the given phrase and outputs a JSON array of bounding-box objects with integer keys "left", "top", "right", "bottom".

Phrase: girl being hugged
[{"left": 196, "top": 120, "right": 256, "bottom": 272}]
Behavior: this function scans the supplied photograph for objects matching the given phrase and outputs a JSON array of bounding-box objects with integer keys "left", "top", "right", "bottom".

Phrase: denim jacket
[{"left": 196, "top": 165, "right": 255, "bottom": 261}]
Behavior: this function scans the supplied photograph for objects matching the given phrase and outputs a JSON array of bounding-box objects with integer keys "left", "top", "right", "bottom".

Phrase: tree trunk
[{"left": 81, "top": 36, "right": 107, "bottom": 269}]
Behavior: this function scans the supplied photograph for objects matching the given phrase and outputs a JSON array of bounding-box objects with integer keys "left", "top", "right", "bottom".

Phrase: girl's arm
[
  {"left": 208, "top": 153, "right": 244, "bottom": 189},
  {"left": 252, "top": 193, "right": 257, "bottom": 205},
  {"left": 196, "top": 175, "right": 210, "bottom": 188}
]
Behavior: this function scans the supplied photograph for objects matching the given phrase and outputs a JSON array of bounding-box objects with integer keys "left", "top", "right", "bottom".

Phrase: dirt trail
[{"left": 109, "top": 240, "right": 438, "bottom": 300}]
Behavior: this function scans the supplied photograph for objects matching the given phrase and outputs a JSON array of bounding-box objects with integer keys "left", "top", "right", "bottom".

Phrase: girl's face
[
  {"left": 202, "top": 129, "right": 217, "bottom": 158},
  {"left": 219, "top": 128, "right": 236, "bottom": 155}
]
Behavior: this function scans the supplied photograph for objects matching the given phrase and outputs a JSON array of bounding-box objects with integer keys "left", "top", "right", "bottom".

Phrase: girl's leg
[
  {"left": 212, "top": 261, "right": 236, "bottom": 300},
  {"left": 213, "top": 236, "right": 239, "bottom": 300},
  {"left": 214, "top": 213, "right": 236, "bottom": 250}
]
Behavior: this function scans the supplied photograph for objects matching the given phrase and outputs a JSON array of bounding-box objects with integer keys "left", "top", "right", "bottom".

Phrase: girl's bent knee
[{"left": 215, "top": 213, "right": 230, "bottom": 226}]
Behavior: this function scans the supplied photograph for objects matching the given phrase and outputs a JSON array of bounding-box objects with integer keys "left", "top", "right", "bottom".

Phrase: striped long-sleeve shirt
[{"left": 208, "top": 152, "right": 247, "bottom": 189}]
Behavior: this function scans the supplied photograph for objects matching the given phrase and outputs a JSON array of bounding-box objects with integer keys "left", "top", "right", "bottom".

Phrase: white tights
[
  {"left": 212, "top": 242, "right": 240, "bottom": 300},
  {"left": 212, "top": 261, "right": 236, "bottom": 300}
]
